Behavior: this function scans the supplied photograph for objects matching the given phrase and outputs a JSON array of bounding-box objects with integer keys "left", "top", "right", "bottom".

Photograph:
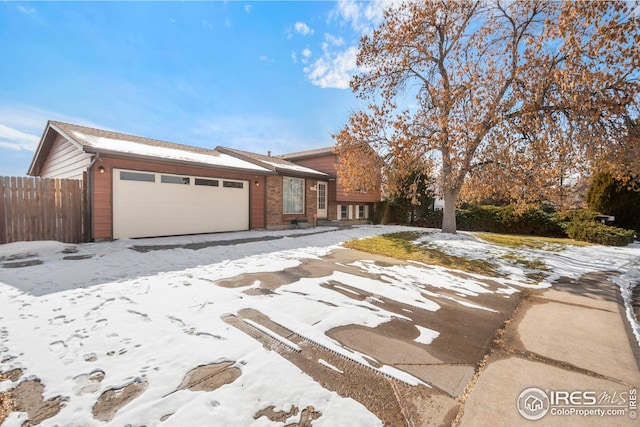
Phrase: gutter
[{"left": 85, "top": 153, "right": 100, "bottom": 242}]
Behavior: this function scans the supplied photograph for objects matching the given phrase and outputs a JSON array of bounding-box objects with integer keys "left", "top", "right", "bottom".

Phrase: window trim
[{"left": 283, "top": 176, "right": 305, "bottom": 214}]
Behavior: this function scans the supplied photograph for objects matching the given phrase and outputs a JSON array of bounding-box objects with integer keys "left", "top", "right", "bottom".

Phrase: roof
[
  {"left": 280, "top": 146, "right": 335, "bottom": 161},
  {"left": 217, "top": 147, "right": 330, "bottom": 179},
  {"left": 29, "top": 121, "right": 271, "bottom": 175}
]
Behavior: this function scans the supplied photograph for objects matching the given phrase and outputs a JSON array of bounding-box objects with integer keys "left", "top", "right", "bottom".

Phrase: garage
[{"left": 112, "top": 169, "right": 249, "bottom": 239}]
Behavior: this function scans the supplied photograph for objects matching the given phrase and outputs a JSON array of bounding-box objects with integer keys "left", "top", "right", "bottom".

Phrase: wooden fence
[{"left": 0, "top": 175, "right": 89, "bottom": 244}]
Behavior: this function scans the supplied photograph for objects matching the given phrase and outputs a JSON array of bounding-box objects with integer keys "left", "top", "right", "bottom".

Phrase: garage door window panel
[
  {"left": 120, "top": 171, "right": 155, "bottom": 182},
  {"left": 195, "top": 178, "right": 219, "bottom": 187},
  {"left": 283, "top": 177, "right": 304, "bottom": 214},
  {"left": 223, "top": 181, "right": 244, "bottom": 188},
  {"left": 161, "top": 175, "right": 190, "bottom": 185}
]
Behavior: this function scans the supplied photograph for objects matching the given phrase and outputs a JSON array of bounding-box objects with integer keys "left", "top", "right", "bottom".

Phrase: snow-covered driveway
[{"left": 1, "top": 226, "right": 639, "bottom": 426}]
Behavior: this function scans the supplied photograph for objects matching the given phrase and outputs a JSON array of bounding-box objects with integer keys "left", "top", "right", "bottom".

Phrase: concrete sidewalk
[{"left": 458, "top": 272, "right": 640, "bottom": 426}]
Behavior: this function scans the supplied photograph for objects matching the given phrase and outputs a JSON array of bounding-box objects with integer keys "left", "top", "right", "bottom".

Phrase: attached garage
[{"left": 112, "top": 169, "right": 249, "bottom": 239}]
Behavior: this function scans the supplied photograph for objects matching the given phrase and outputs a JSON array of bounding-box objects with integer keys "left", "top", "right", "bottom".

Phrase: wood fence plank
[
  {"left": 82, "top": 172, "right": 89, "bottom": 242},
  {"left": 0, "top": 177, "right": 7, "bottom": 244},
  {"left": 0, "top": 176, "right": 85, "bottom": 244},
  {"left": 10, "top": 177, "right": 17, "bottom": 242}
]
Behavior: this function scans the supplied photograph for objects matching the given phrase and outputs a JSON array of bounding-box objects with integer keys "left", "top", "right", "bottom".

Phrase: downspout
[{"left": 86, "top": 153, "right": 100, "bottom": 242}]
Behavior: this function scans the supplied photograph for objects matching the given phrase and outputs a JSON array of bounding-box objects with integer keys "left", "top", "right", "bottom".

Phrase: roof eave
[
  {"left": 273, "top": 167, "right": 331, "bottom": 179},
  {"left": 83, "top": 147, "right": 274, "bottom": 175},
  {"left": 28, "top": 121, "right": 87, "bottom": 176},
  {"left": 215, "top": 146, "right": 278, "bottom": 173}
]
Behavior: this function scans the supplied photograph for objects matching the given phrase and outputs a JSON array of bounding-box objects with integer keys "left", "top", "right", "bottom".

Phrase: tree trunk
[{"left": 441, "top": 188, "right": 459, "bottom": 233}]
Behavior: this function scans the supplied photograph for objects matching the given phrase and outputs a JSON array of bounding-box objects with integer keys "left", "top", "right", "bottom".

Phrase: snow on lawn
[{"left": 1, "top": 225, "right": 639, "bottom": 426}]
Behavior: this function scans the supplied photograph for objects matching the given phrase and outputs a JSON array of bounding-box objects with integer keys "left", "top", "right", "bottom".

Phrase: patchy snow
[
  {"left": 0, "top": 225, "right": 639, "bottom": 426},
  {"left": 610, "top": 266, "right": 640, "bottom": 348},
  {"left": 414, "top": 326, "right": 440, "bottom": 345},
  {"left": 69, "top": 130, "right": 270, "bottom": 172},
  {"left": 318, "top": 359, "right": 343, "bottom": 374}
]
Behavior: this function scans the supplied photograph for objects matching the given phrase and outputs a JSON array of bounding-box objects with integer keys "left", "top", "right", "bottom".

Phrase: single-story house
[{"left": 28, "top": 121, "right": 381, "bottom": 240}]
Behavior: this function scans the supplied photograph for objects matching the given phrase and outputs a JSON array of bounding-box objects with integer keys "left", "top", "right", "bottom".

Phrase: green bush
[
  {"left": 565, "top": 220, "right": 635, "bottom": 246},
  {"left": 453, "top": 205, "right": 566, "bottom": 237},
  {"left": 412, "top": 205, "right": 636, "bottom": 246},
  {"left": 372, "top": 200, "right": 389, "bottom": 225},
  {"left": 587, "top": 173, "right": 640, "bottom": 233}
]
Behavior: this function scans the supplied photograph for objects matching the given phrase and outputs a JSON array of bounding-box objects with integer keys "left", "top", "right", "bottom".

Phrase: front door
[{"left": 317, "top": 181, "right": 328, "bottom": 219}]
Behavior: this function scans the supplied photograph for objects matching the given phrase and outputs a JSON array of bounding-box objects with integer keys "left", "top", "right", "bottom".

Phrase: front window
[
  {"left": 341, "top": 205, "right": 349, "bottom": 219},
  {"left": 283, "top": 177, "right": 304, "bottom": 214},
  {"left": 359, "top": 205, "right": 365, "bottom": 218}
]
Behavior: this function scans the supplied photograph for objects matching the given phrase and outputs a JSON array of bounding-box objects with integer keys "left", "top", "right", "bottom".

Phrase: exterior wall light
[{"left": 98, "top": 166, "right": 105, "bottom": 174}]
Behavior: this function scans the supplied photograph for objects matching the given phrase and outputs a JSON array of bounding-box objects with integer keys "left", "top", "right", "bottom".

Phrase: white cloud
[
  {"left": 330, "top": 0, "right": 397, "bottom": 33},
  {"left": 294, "top": 21, "right": 314, "bottom": 36},
  {"left": 16, "top": 5, "right": 37, "bottom": 15},
  {"left": 301, "top": 48, "right": 312, "bottom": 58},
  {"left": 301, "top": 1, "right": 399, "bottom": 90},
  {"left": 305, "top": 46, "right": 359, "bottom": 90},
  {"left": 0, "top": 124, "right": 40, "bottom": 151},
  {"left": 0, "top": 106, "right": 99, "bottom": 152},
  {"left": 244, "top": 4, "right": 252, "bottom": 14},
  {"left": 291, "top": 52, "right": 298, "bottom": 64},
  {"left": 324, "top": 33, "right": 345, "bottom": 46}
]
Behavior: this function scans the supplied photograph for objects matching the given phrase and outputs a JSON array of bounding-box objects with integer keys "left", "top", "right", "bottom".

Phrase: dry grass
[
  {"left": 344, "top": 232, "right": 499, "bottom": 276},
  {"left": 476, "top": 233, "right": 592, "bottom": 250},
  {"left": 0, "top": 372, "right": 16, "bottom": 424}
]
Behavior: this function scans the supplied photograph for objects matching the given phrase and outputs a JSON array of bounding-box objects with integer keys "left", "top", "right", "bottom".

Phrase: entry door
[{"left": 317, "top": 181, "right": 328, "bottom": 219}]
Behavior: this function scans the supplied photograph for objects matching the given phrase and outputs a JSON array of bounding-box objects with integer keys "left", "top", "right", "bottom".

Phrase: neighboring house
[
  {"left": 281, "top": 147, "right": 381, "bottom": 222},
  {"left": 28, "top": 121, "right": 379, "bottom": 241}
]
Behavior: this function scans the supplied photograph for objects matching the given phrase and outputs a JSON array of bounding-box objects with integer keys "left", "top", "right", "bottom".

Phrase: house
[
  {"left": 28, "top": 121, "right": 381, "bottom": 240},
  {"left": 281, "top": 147, "right": 381, "bottom": 222}
]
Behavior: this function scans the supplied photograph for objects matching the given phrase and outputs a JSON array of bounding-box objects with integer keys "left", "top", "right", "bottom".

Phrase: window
[
  {"left": 223, "top": 181, "right": 244, "bottom": 188},
  {"left": 120, "top": 171, "right": 155, "bottom": 182},
  {"left": 340, "top": 205, "right": 349, "bottom": 219},
  {"left": 283, "top": 177, "right": 304, "bottom": 214},
  {"left": 358, "top": 205, "right": 365, "bottom": 218},
  {"left": 161, "top": 175, "right": 190, "bottom": 185},
  {"left": 195, "top": 178, "right": 219, "bottom": 187}
]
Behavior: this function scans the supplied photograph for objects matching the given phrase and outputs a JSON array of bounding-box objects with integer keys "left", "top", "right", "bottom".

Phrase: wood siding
[
  {"left": 40, "top": 135, "right": 92, "bottom": 179},
  {"left": 92, "top": 156, "right": 268, "bottom": 239},
  {"left": 0, "top": 176, "right": 88, "bottom": 244},
  {"left": 291, "top": 153, "right": 381, "bottom": 203}
]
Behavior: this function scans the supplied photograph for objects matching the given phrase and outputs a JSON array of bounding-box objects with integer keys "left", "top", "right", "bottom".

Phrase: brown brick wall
[
  {"left": 265, "top": 176, "right": 317, "bottom": 228},
  {"left": 266, "top": 175, "right": 283, "bottom": 227}
]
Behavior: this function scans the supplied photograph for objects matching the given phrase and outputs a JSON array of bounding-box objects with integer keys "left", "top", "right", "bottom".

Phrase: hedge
[{"left": 412, "top": 205, "right": 636, "bottom": 246}]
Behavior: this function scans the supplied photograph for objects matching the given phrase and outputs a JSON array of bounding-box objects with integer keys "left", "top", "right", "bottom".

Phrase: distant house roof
[
  {"left": 217, "top": 147, "right": 330, "bottom": 179},
  {"left": 280, "top": 146, "right": 335, "bottom": 161},
  {"left": 28, "top": 121, "right": 271, "bottom": 175}
]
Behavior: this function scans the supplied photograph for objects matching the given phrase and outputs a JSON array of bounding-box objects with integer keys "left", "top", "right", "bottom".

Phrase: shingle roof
[
  {"left": 217, "top": 147, "right": 330, "bottom": 178},
  {"left": 280, "top": 146, "right": 335, "bottom": 160},
  {"left": 37, "top": 121, "right": 271, "bottom": 173}
]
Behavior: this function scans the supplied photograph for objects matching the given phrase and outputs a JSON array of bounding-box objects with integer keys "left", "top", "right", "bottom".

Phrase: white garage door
[{"left": 113, "top": 169, "right": 249, "bottom": 239}]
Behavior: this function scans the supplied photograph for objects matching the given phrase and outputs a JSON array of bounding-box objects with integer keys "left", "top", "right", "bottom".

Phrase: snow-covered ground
[{"left": 0, "top": 225, "right": 639, "bottom": 426}]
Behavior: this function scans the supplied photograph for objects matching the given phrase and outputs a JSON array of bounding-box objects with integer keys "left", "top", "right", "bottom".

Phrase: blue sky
[{"left": 0, "top": 0, "right": 393, "bottom": 176}]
